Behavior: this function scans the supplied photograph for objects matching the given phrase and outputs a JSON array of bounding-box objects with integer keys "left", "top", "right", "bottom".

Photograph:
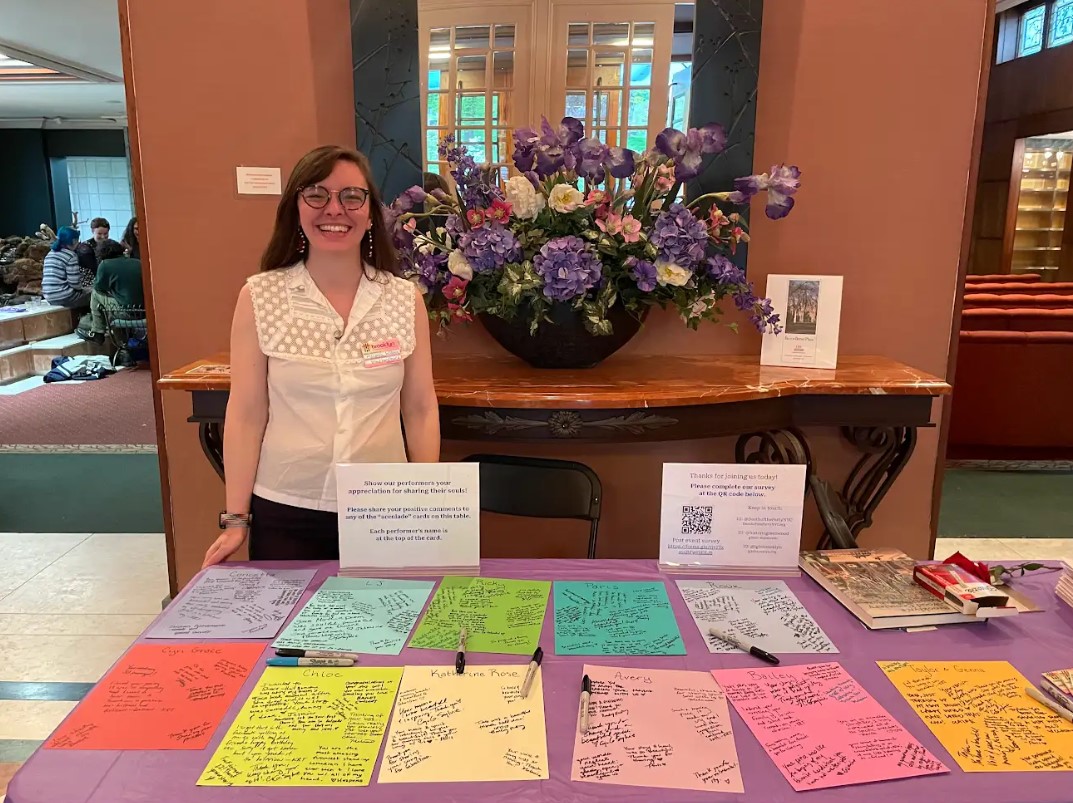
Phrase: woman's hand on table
[{"left": 202, "top": 528, "right": 248, "bottom": 568}]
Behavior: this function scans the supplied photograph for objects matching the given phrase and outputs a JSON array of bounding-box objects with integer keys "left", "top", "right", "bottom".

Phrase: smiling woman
[{"left": 200, "top": 145, "right": 441, "bottom": 568}]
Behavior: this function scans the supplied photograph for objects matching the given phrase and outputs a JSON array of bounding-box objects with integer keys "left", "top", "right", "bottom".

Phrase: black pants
[{"left": 249, "top": 495, "right": 339, "bottom": 561}]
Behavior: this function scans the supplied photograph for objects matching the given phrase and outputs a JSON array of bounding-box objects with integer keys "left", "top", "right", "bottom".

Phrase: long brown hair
[{"left": 260, "top": 145, "right": 398, "bottom": 276}]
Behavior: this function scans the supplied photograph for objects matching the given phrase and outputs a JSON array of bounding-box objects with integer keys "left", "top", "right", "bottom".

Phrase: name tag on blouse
[{"left": 361, "top": 337, "right": 403, "bottom": 368}]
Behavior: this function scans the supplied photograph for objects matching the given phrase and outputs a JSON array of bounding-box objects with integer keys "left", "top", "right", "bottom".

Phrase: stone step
[
  {"left": 0, "top": 303, "right": 75, "bottom": 350},
  {"left": 0, "top": 333, "right": 99, "bottom": 384}
]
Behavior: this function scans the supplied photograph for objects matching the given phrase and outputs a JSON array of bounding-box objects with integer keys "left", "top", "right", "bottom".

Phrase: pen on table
[
  {"left": 1026, "top": 685, "right": 1073, "bottom": 722},
  {"left": 266, "top": 657, "right": 354, "bottom": 667},
  {"left": 708, "top": 626, "right": 780, "bottom": 665},
  {"left": 579, "top": 674, "right": 592, "bottom": 735},
  {"left": 520, "top": 647, "right": 543, "bottom": 698},
  {"left": 456, "top": 626, "right": 467, "bottom": 675},
  {"left": 275, "top": 649, "right": 361, "bottom": 661}
]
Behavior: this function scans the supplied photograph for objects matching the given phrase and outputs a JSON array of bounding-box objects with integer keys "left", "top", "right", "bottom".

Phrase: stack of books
[
  {"left": 912, "top": 562, "right": 1018, "bottom": 618},
  {"left": 1055, "top": 565, "right": 1073, "bottom": 609},
  {"left": 1041, "top": 669, "right": 1073, "bottom": 714}
]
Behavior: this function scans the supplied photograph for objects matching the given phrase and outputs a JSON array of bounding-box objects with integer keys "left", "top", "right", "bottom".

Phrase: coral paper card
[
  {"left": 880, "top": 660, "right": 1073, "bottom": 771},
  {"left": 45, "top": 643, "right": 263, "bottom": 750},
  {"left": 198, "top": 666, "right": 403, "bottom": 786},
  {"left": 571, "top": 665, "right": 744, "bottom": 793},
  {"left": 713, "top": 662, "right": 948, "bottom": 791}
]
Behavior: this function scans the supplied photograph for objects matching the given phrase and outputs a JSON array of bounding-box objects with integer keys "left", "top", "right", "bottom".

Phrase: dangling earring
[
  {"left": 366, "top": 226, "right": 374, "bottom": 263},
  {"left": 297, "top": 227, "right": 308, "bottom": 255}
]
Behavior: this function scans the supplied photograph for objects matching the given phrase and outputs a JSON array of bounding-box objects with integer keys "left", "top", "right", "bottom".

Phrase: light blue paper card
[
  {"left": 554, "top": 581, "right": 686, "bottom": 655},
  {"left": 273, "top": 576, "right": 436, "bottom": 655}
]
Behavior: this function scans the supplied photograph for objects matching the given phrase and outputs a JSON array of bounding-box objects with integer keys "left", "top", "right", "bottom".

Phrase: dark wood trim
[
  {"left": 931, "top": 0, "right": 998, "bottom": 555},
  {"left": 117, "top": 0, "right": 179, "bottom": 597}
]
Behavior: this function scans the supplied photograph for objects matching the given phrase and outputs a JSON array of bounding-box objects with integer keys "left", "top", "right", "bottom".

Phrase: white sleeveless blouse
[{"left": 246, "top": 263, "right": 417, "bottom": 512}]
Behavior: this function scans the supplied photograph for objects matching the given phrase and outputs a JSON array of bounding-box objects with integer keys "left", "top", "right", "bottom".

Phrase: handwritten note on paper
[
  {"left": 45, "top": 643, "right": 262, "bottom": 750},
  {"left": 571, "top": 665, "right": 744, "bottom": 793},
  {"left": 880, "top": 661, "right": 1073, "bottom": 772},
  {"left": 408, "top": 576, "right": 550, "bottom": 655},
  {"left": 144, "top": 567, "right": 315, "bottom": 639},
  {"left": 554, "top": 581, "right": 686, "bottom": 656},
  {"left": 677, "top": 580, "right": 837, "bottom": 654},
  {"left": 272, "top": 577, "right": 434, "bottom": 655},
  {"left": 378, "top": 664, "right": 549, "bottom": 783},
  {"left": 198, "top": 666, "right": 402, "bottom": 786},
  {"left": 713, "top": 662, "right": 948, "bottom": 791}
]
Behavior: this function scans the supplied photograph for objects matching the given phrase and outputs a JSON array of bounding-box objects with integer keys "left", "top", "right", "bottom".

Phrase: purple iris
[
  {"left": 533, "top": 235, "right": 603, "bottom": 301},
  {"left": 626, "top": 256, "right": 658, "bottom": 292},
  {"left": 576, "top": 138, "right": 637, "bottom": 181},
  {"left": 705, "top": 254, "right": 745, "bottom": 285},
  {"left": 654, "top": 123, "right": 727, "bottom": 182},
  {"left": 394, "top": 185, "right": 426, "bottom": 212},
  {"left": 458, "top": 223, "right": 523, "bottom": 273},
  {"left": 650, "top": 204, "right": 709, "bottom": 269},
  {"left": 513, "top": 116, "right": 586, "bottom": 178},
  {"left": 730, "top": 164, "right": 802, "bottom": 219}
]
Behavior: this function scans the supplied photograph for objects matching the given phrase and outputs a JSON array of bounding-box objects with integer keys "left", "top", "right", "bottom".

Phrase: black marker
[
  {"left": 708, "top": 626, "right": 780, "bottom": 665},
  {"left": 455, "top": 626, "right": 467, "bottom": 674},
  {"left": 579, "top": 674, "right": 592, "bottom": 734},
  {"left": 521, "top": 647, "right": 543, "bottom": 698}
]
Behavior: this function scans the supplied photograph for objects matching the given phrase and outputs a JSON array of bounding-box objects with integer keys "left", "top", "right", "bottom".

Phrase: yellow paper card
[
  {"left": 197, "top": 666, "right": 403, "bottom": 786},
  {"left": 879, "top": 660, "right": 1073, "bottom": 772},
  {"left": 378, "top": 664, "right": 549, "bottom": 783}
]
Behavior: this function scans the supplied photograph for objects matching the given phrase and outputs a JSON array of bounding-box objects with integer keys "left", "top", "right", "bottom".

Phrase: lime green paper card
[{"left": 409, "top": 576, "right": 550, "bottom": 655}]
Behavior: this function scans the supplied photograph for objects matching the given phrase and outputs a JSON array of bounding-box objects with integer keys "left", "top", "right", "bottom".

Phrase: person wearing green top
[{"left": 81, "top": 239, "right": 144, "bottom": 340}]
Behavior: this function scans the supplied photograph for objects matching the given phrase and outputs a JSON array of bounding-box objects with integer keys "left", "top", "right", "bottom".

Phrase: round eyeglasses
[{"left": 299, "top": 184, "right": 370, "bottom": 211}]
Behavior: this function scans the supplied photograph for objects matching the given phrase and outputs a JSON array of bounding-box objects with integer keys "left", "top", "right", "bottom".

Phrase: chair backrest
[{"left": 462, "top": 453, "right": 602, "bottom": 558}]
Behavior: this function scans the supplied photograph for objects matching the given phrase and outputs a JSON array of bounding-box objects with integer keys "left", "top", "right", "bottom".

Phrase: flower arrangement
[{"left": 387, "top": 116, "right": 800, "bottom": 338}]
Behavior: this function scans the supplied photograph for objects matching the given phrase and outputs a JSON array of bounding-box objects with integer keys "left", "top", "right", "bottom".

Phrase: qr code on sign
[{"left": 681, "top": 505, "right": 713, "bottom": 535}]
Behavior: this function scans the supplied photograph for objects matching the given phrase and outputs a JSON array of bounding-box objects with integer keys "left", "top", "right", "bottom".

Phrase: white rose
[
  {"left": 447, "top": 249, "right": 474, "bottom": 281},
  {"left": 416, "top": 235, "right": 436, "bottom": 255},
  {"left": 503, "top": 175, "right": 546, "bottom": 220},
  {"left": 655, "top": 260, "right": 691, "bottom": 287},
  {"left": 548, "top": 183, "right": 584, "bottom": 214}
]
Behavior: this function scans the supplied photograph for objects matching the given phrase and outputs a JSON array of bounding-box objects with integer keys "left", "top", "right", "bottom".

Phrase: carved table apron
[{"left": 161, "top": 354, "right": 949, "bottom": 551}]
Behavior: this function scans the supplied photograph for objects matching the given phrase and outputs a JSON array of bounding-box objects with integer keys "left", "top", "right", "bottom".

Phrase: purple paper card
[{"left": 145, "top": 567, "right": 316, "bottom": 639}]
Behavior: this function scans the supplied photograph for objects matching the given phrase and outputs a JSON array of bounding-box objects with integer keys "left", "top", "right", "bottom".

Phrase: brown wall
[
  {"left": 971, "top": 38, "right": 1073, "bottom": 276},
  {"left": 128, "top": 0, "right": 989, "bottom": 590}
]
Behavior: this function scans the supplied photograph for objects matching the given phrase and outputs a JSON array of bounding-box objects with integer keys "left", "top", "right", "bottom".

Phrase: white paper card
[
  {"left": 676, "top": 579, "right": 838, "bottom": 654},
  {"left": 336, "top": 463, "right": 480, "bottom": 572},
  {"left": 760, "top": 274, "right": 843, "bottom": 369},
  {"left": 659, "top": 463, "right": 806, "bottom": 572},
  {"left": 235, "top": 166, "right": 282, "bottom": 195}
]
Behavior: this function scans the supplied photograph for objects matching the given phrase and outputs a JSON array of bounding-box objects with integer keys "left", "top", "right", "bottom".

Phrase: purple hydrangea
[
  {"left": 444, "top": 213, "right": 465, "bottom": 243},
  {"left": 459, "top": 223, "right": 523, "bottom": 273},
  {"left": 533, "top": 235, "right": 603, "bottom": 302},
  {"left": 654, "top": 123, "right": 727, "bottom": 181},
  {"left": 650, "top": 204, "right": 709, "bottom": 269},
  {"left": 705, "top": 253, "right": 745, "bottom": 285},
  {"left": 413, "top": 251, "right": 448, "bottom": 291},
  {"left": 730, "top": 164, "right": 801, "bottom": 219},
  {"left": 626, "top": 256, "right": 657, "bottom": 292}
]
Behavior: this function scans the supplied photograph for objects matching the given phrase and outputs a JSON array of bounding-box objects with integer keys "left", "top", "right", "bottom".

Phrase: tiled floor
[{"left": 0, "top": 532, "right": 1070, "bottom": 800}]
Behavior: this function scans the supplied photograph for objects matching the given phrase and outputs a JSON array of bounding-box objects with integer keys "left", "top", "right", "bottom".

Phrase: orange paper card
[{"left": 45, "top": 642, "right": 263, "bottom": 750}]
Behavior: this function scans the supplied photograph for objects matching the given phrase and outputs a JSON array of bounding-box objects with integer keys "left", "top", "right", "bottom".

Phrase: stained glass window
[
  {"left": 1019, "top": 4, "right": 1046, "bottom": 56},
  {"left": 1050, "top": 0, "right": 1073, "bottom": 46}
]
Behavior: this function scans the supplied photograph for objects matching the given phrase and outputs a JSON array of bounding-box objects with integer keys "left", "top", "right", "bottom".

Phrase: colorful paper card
[
  {"left": 45, "top": 643, "right": 263, "bottom": 750},
  {"left": 378, "top": 664, "right": 549, "bottom": 783},
  {"left": 714, "top": 662, "right": 948, "bottom": 791},
  {"left": 272, "top": 576, "right": 435, "bottom": 655},
  {"left": 554, "top": 581, "right": 686, "bottom": 655},
  {"left": 572, "top": 665, "right": 744, "bottom": 793},
  {"left": 408, "top": 576, "right": 549, "bottom": 655},
  {"left": 677, "top": 579, "right": 837, "bottom": 654},
  {"left": 198, "top": 666, "right": 403, "bottom": 786},
  {"left": 880, "top": 660, "right": 1073, "bottom": 772},
  {"left": 144, "top": 567, "right": 315, "bottom": 639}
]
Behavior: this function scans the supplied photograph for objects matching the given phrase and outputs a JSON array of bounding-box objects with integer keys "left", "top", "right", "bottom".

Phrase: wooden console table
[{"left": 159, "top": 353, "right": 949, "bottom": 550}]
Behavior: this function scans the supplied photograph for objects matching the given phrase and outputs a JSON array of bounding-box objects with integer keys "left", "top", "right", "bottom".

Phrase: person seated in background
[
  {"left": 42, "top": 226, "right": 92, "bottom": 310},
  {"left": 83, "top": 239, "right": 143, "bottom": 341},
  {"left": 121, "top": 216, "right": 140, "bottom": 260},
  {"left": 74, "top": 217, "right": 110, "bottom": 282}
]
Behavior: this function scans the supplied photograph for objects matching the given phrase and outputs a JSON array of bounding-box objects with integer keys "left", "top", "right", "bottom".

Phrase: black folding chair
[{"left": 462, "top": 454, "right": 603, "bottom": 559}]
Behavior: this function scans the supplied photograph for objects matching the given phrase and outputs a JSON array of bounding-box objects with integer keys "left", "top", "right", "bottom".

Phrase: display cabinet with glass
[{"left": 1012, "top": 135, "right": 1072, "bottom": 279}]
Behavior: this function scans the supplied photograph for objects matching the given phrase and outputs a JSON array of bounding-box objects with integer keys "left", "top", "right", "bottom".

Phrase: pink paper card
[
  {"left": 712, "top": 662, "right": 948, "bottom": 791},
  {"left": 571, "top": 665, "right": 744, "bottom": 794}
]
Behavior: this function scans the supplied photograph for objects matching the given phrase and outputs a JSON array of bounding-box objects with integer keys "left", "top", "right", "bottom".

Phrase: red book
[{"left": 913, "top": 563, "right": 1017, "bottom": 618}]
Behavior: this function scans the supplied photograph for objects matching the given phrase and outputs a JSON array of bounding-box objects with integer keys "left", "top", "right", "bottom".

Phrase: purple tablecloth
[{"left": 9, "top": 558, "right": 1073, "bottom": 803}]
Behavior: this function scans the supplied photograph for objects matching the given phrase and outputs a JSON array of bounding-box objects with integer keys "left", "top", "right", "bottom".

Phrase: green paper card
[
  {"left": 554, "top": 581, "right": 686, "bottom": 655},
  {"left": 408, "top": 576, "right": 550, "bottom": 655}
]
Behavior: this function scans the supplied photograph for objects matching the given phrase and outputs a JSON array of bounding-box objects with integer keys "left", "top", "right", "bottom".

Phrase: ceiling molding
[
  {"left": 996, "top": 0, "right": 1030, "bottom": 13},
  {"left": 0, "top": 116, "right": 127, "bottom": 129},
  {"left": 0, "top": 38, "right": 121, "bottom": 83}
]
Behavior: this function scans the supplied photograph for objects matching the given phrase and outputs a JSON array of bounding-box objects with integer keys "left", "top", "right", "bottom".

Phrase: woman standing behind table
[
  {"left": 121, "top": 217, "right": 140, "bottom": 260},
  {"left": 202, "top": 145, "right": 440, "bottom": 567}
]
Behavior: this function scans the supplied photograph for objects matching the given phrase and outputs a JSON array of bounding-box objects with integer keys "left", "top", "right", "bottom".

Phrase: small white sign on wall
[
  {"left": 236, "top": 166, "right": 282, "bottom": 195},
  {"left": 337, "top": 462, "right": 480, "bottom": 575},
  {"left": 761, "top": 274, "right": 844, "bottom": 369}
]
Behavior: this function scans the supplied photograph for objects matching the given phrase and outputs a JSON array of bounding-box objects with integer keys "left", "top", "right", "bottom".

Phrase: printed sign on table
[
  {"left": 336, "top": 462, "right": 479, "bottom": 575},
  {"left": 760, "top": 274, "right": 843, "bottom": 369}
]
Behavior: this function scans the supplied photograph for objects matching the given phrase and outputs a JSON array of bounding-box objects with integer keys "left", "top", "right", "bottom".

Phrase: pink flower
[
  {"left": 442, "top": 275, "right": 469, "bottom": 302},
  {"left": 708, "top": 204, "right": 729, "bottom": 229},
  {"left": 620, "top": 214, "right": 642, "bottom": 243},
  {"left": 466, "top": 208, "right": 486, "bottom": 227},
  {"left": 597, "top": 212, "right": 624, "bottom": 236},
  {"left": 447, "top": 301, "right": 473, "bottom": 322},
  {"left": 403, "top": 217, "right": 417, "bottom": 232},
  {"left": 486, "top": 199, "right": 513, "bottom": 223},
  {"left": 655, "top": 164, "right": 676, "bottom": 191},
  {"left": 585, "top": 189, "right": 608, "bottom": 206}
]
